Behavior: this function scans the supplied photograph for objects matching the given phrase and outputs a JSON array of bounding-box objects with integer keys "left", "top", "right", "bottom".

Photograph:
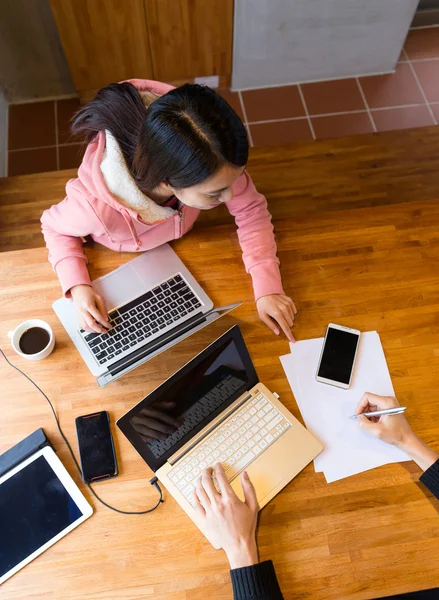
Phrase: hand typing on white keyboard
[
  {"left": 194, "top": 464, "right": 259, "bottom": 569},
  {"left": 167, "top": 393, "right": 291, "bottom": 502}
]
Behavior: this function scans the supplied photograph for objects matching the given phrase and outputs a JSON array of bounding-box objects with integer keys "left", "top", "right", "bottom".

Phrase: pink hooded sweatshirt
[{"left": 41, "top": 79, "right": 285, "bottom": 301}]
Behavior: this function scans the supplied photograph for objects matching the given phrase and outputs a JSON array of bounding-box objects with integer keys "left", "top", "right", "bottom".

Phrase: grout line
[
  {"left": 245, "top": 124, "right": 253, "bottom": 146},
  {"left": 238, "top": 90, "right": 254, "bottom": 147},
  {"left": 245, "top": 103, "right": 432, "bottom": 126},
  {"left": 9, "top": 144, "right": 57, "bottom": 152},
  {"left": 355, "top": 78, "right": 377, "bottom": 132},
  {"left": 397, "top": 47, "right": 406, "bottom": 63},
  {"left": 372, "top": 102, "right": 435, "bottom": 111},
  {"left": 9, "top": 142, "right": 83, "bottom": 153},
  {"left": 297, "top": 84, "right": 316, "bottom": 140},
  {"left": 9, "top": 93, "right": 78, "bottom": 106},
  {"left": 54, "top": 100, "right": 59, "bottom": 170},
  {"left": 59, "top": 142, "right": 83, "bottom": 147},
  {"left": 248, "top": 110, "right": 366, "bottom": 125},
  {"left": 403, "top": 48, "right": 438, "bottom": 126},
  {"left": 400, "top": 48, "right": 410, "bottom": 63},
  {"left": 403, "top": 57, "right": 439, "bottom": 63},
  {"left": 231, "top": 69, "right": 396, "bottom": 93},
  {"left": 248, "top": 115, "right": 314, "bottom": 125},
  {"left": 410, "top": 24, "right": 439, "bottom": 30}
]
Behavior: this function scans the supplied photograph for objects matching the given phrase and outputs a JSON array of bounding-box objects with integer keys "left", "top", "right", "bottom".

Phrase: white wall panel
[{"left": 232, "top": 0, "right": 418, "bottom": 90}]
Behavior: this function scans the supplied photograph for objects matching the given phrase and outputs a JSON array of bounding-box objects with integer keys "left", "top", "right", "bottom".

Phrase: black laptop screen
[{"left": 117, "top": 326, "right": 258, "bottom": 472}]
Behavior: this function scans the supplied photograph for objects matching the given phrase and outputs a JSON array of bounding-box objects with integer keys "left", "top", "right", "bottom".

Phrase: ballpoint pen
[{"left": 349, "top": 406, "right": 407, "bottom": 419}]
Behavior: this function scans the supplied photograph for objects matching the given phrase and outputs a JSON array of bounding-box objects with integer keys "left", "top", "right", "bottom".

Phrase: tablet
[{"left": 0, "top": 446, "right": 93, "bottom": 584}]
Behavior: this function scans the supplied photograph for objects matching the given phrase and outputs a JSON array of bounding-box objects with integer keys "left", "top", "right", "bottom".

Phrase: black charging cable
[{"left": 0, "top": 348, "right": 164, "bottom": 515}]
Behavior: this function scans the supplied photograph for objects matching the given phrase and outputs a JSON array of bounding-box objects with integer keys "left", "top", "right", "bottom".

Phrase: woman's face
[{"left": 169, "top": 164, "right": 246, "bottom": 210}]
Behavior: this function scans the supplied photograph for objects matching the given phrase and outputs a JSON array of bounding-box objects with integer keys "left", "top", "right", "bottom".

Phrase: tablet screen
[{"left": 0, "top": 455, "right": 82, "bottom": 578}]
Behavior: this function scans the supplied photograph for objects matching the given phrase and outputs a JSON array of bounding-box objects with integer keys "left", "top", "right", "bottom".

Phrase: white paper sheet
[{"left": 280, "top": 332, "right": 410, "bottom": 483}]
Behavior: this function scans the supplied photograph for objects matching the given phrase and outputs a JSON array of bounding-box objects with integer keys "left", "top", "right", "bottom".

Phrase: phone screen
[
  {"left": 317, "top": 327, "right": 360, "bottom": 385},
  {"left": 75, "top": 411, "right": 117, "bottom": 483}
]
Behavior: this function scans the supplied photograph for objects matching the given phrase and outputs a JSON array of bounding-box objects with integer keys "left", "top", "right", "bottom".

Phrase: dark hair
[{"left": 72, "top": 82, "right": 248, "bottom": 192}]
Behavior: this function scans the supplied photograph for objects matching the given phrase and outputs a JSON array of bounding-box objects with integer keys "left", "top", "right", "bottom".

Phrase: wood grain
[
  {"left": 49, "top": 0, "right": 233, "bottom": 100},
  {"left": 1, "top": 127, "right": 439, "bottom": 598},
  {"left": 145, "top": 0, "right": 233, "bottom": 82},
  {"left": 49, "top": 0, "right": 154, "bottom": 99}
]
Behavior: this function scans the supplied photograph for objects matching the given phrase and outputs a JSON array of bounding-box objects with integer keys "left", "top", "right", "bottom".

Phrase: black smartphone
[
  {"left": 315, "top": 323, "right": 361, "bottom": 389},
  {"left": 75, "top": 411, "right": 118, "bottom": 483}
]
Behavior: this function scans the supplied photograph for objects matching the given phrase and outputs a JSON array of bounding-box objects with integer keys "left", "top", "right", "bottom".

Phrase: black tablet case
[{"left": 0, "top": 429, "right": 54, "bottom": 477}]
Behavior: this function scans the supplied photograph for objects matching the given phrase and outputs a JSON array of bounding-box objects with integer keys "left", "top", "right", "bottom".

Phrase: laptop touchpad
[
  {"left": 93, "top": 264, "right": 144, "bottom": 309},
  {"left": 230, "top": 452, "right": 286, "bottom": 504}
]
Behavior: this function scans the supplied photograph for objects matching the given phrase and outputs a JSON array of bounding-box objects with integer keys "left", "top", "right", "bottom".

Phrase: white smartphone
[{"left": 315, "top": 323, "right": 361, "bottom": 389}]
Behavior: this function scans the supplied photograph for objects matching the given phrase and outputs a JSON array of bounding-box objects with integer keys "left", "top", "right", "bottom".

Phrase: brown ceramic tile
[
  {"left": 372, "top": 106, "right": 434, "bottom": 132},
  {"left": 216, "top": 89, "right": 244, "bottom": 121},
  {"left": 312, "top": 112, "right": 374, "bottom": 140},
  {"left": 300, "top": 78, "right": 365, "bottom": 115},
  {"left": 242, "top": 86, "right": 305, "bottom": 123},
  {"left": 57, "top": 97, "right": 82, "bottom": 144},
  {"left": 8, "top": 147, "right": 57, "bottom": 176},
  {"left": 250, "top": 119, "right": 313, "bottom": 146},
  {"left": 404, "top": 27, "right": 439, "bottom": 60},
  {"left": 359, "top": 63, "right": 424, "bottom": 108},
  {"left": 430, "top": 103, "right": 439, "bottom": 123},
  {"left": 59, "top": 144, "right": 86, "bottom": 170},
  {"left": 412, "top": 60, "right": 439, "bottom": 103},
  {"left": 8, "top": 101, "right": 56, "bottom": 150}
]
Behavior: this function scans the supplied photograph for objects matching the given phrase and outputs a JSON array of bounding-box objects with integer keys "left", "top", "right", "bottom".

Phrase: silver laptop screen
[{"left": 117, "top": 326, "right": 258, "bottom": 471}]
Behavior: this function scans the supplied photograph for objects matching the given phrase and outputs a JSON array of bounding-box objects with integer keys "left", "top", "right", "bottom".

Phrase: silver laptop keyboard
[
  {"left": 148, "top": 374, "right": 244, "bottom": 459},
  {"left": 80, "top": 273, "right": 202, "bottom": 366},
  {"left": 167, "top": 392, "right": 291, "bottom": 506}
]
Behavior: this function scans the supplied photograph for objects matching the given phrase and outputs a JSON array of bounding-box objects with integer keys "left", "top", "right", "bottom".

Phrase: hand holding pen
[{"left": 353, "top": 392, "right": 438, "bottom": 471}]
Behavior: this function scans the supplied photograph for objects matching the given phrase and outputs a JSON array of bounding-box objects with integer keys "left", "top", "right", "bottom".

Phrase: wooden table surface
[{"left": 1, "top": 127, "right": 439, "bottom": 599}]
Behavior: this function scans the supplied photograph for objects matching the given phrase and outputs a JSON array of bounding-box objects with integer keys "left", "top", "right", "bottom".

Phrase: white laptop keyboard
[{"left": 167, "top": 392, "right": 291, "bottom": 506}]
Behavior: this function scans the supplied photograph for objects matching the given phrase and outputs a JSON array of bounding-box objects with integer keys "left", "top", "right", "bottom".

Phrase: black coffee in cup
[{"left": 19, "top": 327, "right": 50, "bottom": 355}]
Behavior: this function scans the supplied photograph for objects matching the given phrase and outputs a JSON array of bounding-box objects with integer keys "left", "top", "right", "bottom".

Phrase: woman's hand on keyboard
[
  {"left": 256, "top": 294, "right": 297, "bottom": 342},
  {"left": 194, "top": 464, "right": 259, "bottom": 569},
  {"left": 71, "top": 284, "right": 111, "bottom": 333}
]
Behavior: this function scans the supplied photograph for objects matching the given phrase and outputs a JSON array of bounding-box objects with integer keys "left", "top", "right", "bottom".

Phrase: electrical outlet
[{"left": 194, "top": 75, "right": 220, "bottom": 88}]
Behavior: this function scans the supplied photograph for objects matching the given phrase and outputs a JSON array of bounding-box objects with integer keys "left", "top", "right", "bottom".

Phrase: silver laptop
[
  {"left": 53, "top": 244, "right": 239, "bottom": 387},
  {"left": 117, "top": 325, "right": 323, "bottom": 547}
]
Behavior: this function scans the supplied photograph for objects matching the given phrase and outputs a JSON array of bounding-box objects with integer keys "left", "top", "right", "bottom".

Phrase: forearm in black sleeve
[
  {"left": 230, "top": 561, "right": 283, "bottom": 600},
  {"left": 420, "top": 459, "right": 439, "bottom": 500}
]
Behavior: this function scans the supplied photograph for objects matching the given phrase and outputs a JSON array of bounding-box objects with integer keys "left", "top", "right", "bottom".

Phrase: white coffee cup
[{"left": 7, "top": 319, "right": 55, "bottom": 361}]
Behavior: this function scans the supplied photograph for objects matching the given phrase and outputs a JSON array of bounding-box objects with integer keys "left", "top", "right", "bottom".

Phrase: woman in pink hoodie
[{"left": 41, "top": 79, "right": 296, "bottom": 340}]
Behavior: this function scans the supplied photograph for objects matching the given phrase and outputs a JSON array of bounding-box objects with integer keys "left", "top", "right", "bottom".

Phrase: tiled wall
[
  {"left": 8, "top": 97, "right": 83, "bottom": 176},
  {"left": 6, "top": 27, "right": 439, "bottom": 177},
  {"left": 233, "top": 28, "right": 439, "bottom": 147}
]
